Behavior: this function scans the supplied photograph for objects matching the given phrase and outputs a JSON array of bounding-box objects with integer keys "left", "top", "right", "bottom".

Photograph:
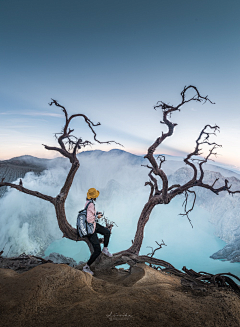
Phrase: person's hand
[{"left": 97, "top": 213, "right": 103, "bottom": 219}]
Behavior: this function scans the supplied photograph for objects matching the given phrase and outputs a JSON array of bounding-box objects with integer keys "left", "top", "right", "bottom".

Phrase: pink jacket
[{"left": 85, "top": 200, "right": 96, "bottom": 233}]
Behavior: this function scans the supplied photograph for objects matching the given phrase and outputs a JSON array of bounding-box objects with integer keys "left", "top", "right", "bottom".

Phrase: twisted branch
[
  {"left": 179, "top": 190, "right": 196, "bottom": 228},
  {"left": 184, "top": 124, "right": 221, "bottom": 183},
  {"left": 146, "top": 240, "right": 167, "bottom": 258},
  {"left": 157, "top": 155, "right": 166, "bottom": 169},
  {"left": 0, "top": 182, "right": 55, "bottom": 203},
  {"left": 145, "top": 86, "right": 215, "bottom": 204},
  {"left": 45, "top": 99, "right": 123, "bottom": 163},
  {"left": 145, "top": 181, "right": 154, "bottom": 200}
]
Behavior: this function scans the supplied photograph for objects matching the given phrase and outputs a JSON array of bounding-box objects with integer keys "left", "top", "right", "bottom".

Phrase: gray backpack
[{"left": 76, "top": 200, "right": 95, "bottom": 237}]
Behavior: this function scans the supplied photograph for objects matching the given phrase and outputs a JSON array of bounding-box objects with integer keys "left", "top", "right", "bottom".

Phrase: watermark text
[{"left": 106, "top": 312, "right": 134, "bottom": 321}]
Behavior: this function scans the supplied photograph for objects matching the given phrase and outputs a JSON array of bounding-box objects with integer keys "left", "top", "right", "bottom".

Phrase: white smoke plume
[{"left": 1, "top": 150, "right": 240, "bottom": 276}]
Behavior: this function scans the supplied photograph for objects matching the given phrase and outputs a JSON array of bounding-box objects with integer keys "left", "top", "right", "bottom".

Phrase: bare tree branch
[
  {"left": 145, "top": 86, "right": 215, "bottom": 204},
  {"left": 149, "top": 169, "right": 160, "bottom": 195},
  {"left": 145, "top": 181, "right": 154, "bottom": 200},
  {"left": 123, "top": 85, "right": 240, "bottom": 255},
  {"left": 0, "top": 182, "right": 55, "bottom": 203},
  {"left": 0, "top": 100, "right": 121, "bottom": 248},
  {"left": 183, "top": 124, "right": 221, "bottom": 183},
  {"left": 42, "top": 144, "right": 71, "bottom": 160},
  {"left": 146, "top": 240, "right": 167, "bottom": 258},
  {"left": 48, "top": 99, "right": 123, "bottom": 160},
  {"left": 179, "top": 190, "right": 196, "bottom": 228},
  {"left": 168, "top": 184, "right": 181, "bottom": 191},
  {"left": 1, "top": 89, "right": 240, "bottom": 289},
  {"left": 157, "top": 155, "right": 166, "bottom": 169}
]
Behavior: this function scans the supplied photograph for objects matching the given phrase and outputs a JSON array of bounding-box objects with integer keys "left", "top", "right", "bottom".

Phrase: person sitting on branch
[{"left": 82, "top": 188, "right": 112, "bottom": 275}]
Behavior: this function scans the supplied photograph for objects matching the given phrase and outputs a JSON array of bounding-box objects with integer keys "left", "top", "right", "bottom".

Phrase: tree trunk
[
  {"left": 115, "top": 197, "right": 158, "bottom": 256},
  {"left": 54, "top": 199, "right": 94, "bottom": 253},
  {"left": 59, "top": 159, "right": 80, "bottom": 200},
  {"left": 53, "top": 158, "right": 95, "bottom": 254}
]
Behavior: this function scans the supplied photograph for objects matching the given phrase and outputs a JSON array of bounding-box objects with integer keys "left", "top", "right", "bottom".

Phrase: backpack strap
[{"left": 85, "top": 199, "right": 94, "bottom": 211}]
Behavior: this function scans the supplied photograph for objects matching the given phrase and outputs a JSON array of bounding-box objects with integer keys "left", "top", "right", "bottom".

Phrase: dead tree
[
  {"left": 0, "top": 99, "right": 121, "bottom": 254},
  {"left": 113, "top": 85, "right": 240, "bottom": 257},
  {"left": 1, "top": 87, "right": 240, "bottom": 277}
]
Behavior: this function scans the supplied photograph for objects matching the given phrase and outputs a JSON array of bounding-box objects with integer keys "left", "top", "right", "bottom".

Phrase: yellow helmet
[{"left": 87, "top": 188, "right": 100, "bottom": 200}]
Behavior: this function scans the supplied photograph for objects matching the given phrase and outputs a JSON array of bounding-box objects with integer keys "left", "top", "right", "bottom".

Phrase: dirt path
[{"left": 0, "top": 263, "right": 240, "bottom": 327}]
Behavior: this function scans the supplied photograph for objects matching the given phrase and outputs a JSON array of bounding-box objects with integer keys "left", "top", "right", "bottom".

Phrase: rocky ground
[{"left": 1, "top": 260, "right": 240, "bottom": 327}]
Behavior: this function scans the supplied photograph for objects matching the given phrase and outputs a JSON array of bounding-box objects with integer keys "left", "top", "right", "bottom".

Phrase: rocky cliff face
[
  {"left": 0, "top": 156, "right": 48, "bottom": 197},
  {"left": 210, "top": 236, "right": 240, "bottom": 263}
]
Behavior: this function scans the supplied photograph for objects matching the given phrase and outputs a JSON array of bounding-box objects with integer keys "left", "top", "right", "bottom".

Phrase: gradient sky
[{"left": 0, "top": 0, "right": 239, "bottom": 168}]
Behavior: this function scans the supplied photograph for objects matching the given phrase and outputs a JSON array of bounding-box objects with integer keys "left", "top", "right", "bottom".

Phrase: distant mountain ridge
[
  {"left": 1, "top": 149, "right": 240, "bottom": 197},
  {"left": 0, "top": 156, "right": 48, "bottom": 197}
]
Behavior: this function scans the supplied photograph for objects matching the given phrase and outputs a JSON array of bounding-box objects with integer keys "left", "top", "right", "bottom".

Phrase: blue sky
[{"left": 0, "top": 0, "right": 239, "bottom": 168}]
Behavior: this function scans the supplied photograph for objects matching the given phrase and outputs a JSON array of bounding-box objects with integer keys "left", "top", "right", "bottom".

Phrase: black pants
[{"left": 87, "top": 223, "right": 111, "bottom": 266}]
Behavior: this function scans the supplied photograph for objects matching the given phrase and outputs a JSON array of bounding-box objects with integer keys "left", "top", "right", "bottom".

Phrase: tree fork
[
  {"left": 0, "top": 99, "right": 119, "bottom": 257},
  {"left": 1, "top": 88, "right": 240, "bottom": 276},
  {"left": 114, "top": 85, "right": 240, "bottom": 257}
]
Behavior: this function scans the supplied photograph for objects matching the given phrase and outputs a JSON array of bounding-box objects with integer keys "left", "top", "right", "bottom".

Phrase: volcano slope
[{"left": 0, "top": 263, "right": 240, "bottom": 327}]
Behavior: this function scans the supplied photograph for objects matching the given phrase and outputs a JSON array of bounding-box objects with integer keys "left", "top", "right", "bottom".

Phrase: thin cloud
[
  {"left": 0, "top": 111, "right": 63, "bottom": 118},
  {"left": 3, "top": 125, "right": 35, "bottom": 129},
  {"left": 23, "top": 112, "right": 63, "bottom": 118}
]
